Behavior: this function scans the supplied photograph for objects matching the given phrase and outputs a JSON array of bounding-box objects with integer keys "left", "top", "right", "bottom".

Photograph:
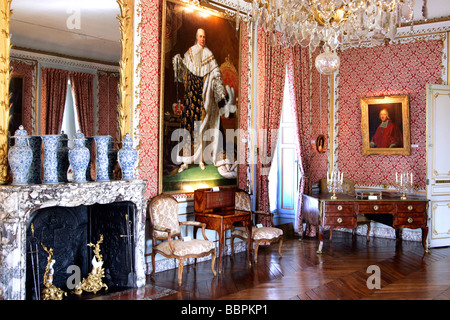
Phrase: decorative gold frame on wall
[
  {"left": 158, "top": 0, "right": 241, "bottom": 193},
  {"left": 360, "top": 95, "right": 411, "bottom": 156},
  {"left": 0, "top": 0, "right": 134, "bottom": 184},
  {"left": 117, "top": 0, "right": 135, "bottom": 144},
  {"left": 0, "top": 0, "right": 12, "bottom": 184}
]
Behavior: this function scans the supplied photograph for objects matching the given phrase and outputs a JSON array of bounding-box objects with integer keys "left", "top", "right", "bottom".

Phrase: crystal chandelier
[{"left": 251, "top": 0, "right": 415, "bottom": 74}]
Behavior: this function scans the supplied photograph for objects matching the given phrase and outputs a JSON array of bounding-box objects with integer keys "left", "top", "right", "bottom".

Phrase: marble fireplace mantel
[{"left": 0, "top": 179, "right": 147, "bottom": 300}]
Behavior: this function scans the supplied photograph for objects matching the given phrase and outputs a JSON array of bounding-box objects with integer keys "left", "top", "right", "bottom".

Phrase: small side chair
[
  {"left": 148, "top": 193, "right": 217, "bottom": 285},
  {"left": 231, "top": 190, "right": 283, "bottom": 264}
]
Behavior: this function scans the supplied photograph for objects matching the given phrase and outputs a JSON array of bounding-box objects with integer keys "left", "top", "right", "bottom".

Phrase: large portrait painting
[
  {"left": 360, "top": 95, "right": 411, "bottom": 155},
  {"left": 160, "top": 0, "right": 240, "bottom": 193}
]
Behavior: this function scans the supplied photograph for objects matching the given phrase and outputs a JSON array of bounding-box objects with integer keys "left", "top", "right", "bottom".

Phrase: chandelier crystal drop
[{"left": 251, "top": 0, "right": 415, "bottom": 74}]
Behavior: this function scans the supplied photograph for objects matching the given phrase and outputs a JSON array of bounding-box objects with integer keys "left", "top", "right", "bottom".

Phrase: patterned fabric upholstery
[
  {"left": 149, "top": 195, "right": 180, "bottom": 238},
  {"left": 232, "top": 226, "right": 283, "bottom": 240},
  {"left": 235, "top": 191, "right": 251, "bottom": 211},
  {"left": 155, "top": 239, "right": 215, "bottom": 257}
]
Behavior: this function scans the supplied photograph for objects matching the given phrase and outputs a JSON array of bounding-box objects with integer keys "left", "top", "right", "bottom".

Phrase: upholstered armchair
[
  {"left": 230, "top": 190, "right": 283, "bottom": 264},
  {"left": 148, "top": 194, "right": 217, "bottom": 285},
  {"left": 319, "top": 178, "right": 371, "bottom": 241}
]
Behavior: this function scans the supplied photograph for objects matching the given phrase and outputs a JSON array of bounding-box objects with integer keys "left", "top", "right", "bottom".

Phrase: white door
[{"left": 426, "top": 84, "right": 450, "bottom": 248}]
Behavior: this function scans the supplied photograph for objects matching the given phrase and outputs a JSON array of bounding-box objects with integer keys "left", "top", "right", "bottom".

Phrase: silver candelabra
[{"left": 327, "top": 170, "right": 343, "bottom": 200}]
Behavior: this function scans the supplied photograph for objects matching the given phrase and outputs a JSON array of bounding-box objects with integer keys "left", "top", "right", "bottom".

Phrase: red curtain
[
  {"left": 97, "top": 71, "right": 119, "bottom": 139},
  {"left": 41, "top": 68, "right": 69, "bottom": 134},
  {"left": 70, "top": 72, "right": 95, "bottom": 137},
  {"left": 255, "top": 31, "right": 289, "bottom": 226},
  {"left": 286, "top": 46, "right": 314, "bottom": 236}
]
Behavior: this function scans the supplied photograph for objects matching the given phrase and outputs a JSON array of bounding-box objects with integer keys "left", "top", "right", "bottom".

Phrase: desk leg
[
  {"left": 218, "top": 222, "right": 224, "bottom": 274},
  {"left": 422, "top": 226, "right": 430, "bottom": 253},
  {"left": 317, "top": 226, "right": 324, "bottom": 254},
  {"left": 247, "top": 223, "right": 252, "bottom": 266}
]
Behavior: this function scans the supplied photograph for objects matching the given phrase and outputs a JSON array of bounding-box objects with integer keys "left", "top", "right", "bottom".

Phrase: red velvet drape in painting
[
  {"left": 41, "top": 68, "right": 69, "bottom": 134},
  {"left": 70, "top": 72, "right": 95, "bottom": 137},
  {"left": 255, "top": 30, "right": 289, "bottom": 226}
]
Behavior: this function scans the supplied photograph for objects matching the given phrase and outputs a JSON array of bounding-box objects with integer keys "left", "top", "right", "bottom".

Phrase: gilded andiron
[
  {"left": 41, "top": 243, "right": 67, "bottom": 300},
  {"left": 73, "top": 234, "right": 108, "bottom": 295}
]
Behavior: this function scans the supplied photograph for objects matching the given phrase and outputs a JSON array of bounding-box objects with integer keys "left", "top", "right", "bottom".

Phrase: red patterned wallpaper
[
  {"left": 338, "top": 40, "right": 443, "bottom": 189},
  {"left": 309, "top": 49, "right": 329, "bottom": 186},
  {"left": 138, "top": 0, "right": 162, "bottom": 199}
]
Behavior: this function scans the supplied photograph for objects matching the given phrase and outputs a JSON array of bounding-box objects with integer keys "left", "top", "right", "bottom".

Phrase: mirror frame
[{"left": 0, "top": 0, "right": 135, "bottom": 184}]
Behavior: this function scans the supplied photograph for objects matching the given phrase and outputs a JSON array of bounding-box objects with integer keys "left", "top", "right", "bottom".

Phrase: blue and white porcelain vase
[
  {"left": 57, "top": 131, "right": 70, "bottom": 183},
  {"left": 69, "top": 130, "right": 90, "bottom": 183},
  {"left": 94, "top": 135, "right": 111, "bottom": 181},
  {"left": 27, "top": 136, "right": 42, "bottom": 184},
  {"left": 118, "top": 133, "right": 137, "bottom": 180},
  {"left": 41, "top": 134, "right": 60, "bottom": 184},
  {"left": 8, "top": 125, "right": 32, "bottom": 185}
]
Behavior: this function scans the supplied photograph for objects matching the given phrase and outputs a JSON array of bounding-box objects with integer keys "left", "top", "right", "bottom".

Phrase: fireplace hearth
[
  {"left": 26, "top": 202, "right": 136, "bottom": 300},
  {"left": 0, "top": 180, "right": 147, "bottom": 300}
]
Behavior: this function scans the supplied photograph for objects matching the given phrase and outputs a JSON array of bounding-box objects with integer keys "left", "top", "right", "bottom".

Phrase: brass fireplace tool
[
  {"left": 74, "top": 234, "right": 108, "bottom": 295},
  {"left": 41, "top": 243, "right": 67, "bottom": 300}
]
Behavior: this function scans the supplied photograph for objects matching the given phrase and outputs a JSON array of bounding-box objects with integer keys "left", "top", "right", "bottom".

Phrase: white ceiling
[
  {"left": 11, "top": 0, "right": 121, "bottom": 63},
  {"left": 9, "top": 0, "right": 450, "bottom": 64}
]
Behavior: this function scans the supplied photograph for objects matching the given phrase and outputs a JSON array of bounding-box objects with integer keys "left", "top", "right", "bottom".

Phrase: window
[{"left": 61, "top": 79, "right": 80, "bottom": 147}]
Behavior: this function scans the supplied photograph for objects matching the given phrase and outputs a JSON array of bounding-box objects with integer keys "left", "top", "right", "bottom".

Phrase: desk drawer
[
  {"left": 394, "top": 213, "right": 426, "bottom": 228},
  {"left": 358, "top": 203, "right": 394, "bottom": 214},
  {"left": 324, "top": 214, "right": 356, "bottom": 228},
  {"left": 324, "top": 203, "right": 354, "bottom": 214},
  {"left": 397, "top": 203, "right": 427, "bottom": 214}
]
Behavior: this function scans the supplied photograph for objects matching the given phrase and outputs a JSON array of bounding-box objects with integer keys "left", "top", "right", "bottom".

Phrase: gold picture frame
[
  {"left": 360, "top": 95, "right": 411, "bottom": 155},
  {"left": 159, "top": 0, "right": 241, "bottom": 193}
]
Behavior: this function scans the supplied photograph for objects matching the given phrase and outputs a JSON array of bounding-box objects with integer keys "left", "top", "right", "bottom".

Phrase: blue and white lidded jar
[
  {"left": 41, "top": 134, "right": 60, "bottom": 184},
  {"left": 118, "top": 133, "right": 137, "bottom": 180},
  {"left": 69, "top": 130, "right": 90, "bottom": 183},
  {"left": 8, "top": 125, "right": 33, "bottom": 185},
  {"left": 94, "top": 135, "right": 112, "bottom": 181}
]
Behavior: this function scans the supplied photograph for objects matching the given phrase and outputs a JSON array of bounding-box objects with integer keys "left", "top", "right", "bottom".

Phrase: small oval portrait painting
[{"left": 316, "top": 134, "right": 326, "bottom": 153}]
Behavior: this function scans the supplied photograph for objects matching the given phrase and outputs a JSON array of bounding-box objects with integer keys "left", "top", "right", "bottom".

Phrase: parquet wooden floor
[{"left": 148, "top": 231, "right": 450, "bottom": 300}]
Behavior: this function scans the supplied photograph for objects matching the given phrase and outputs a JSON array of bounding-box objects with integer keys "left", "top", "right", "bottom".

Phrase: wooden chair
[
  {"left": 148, "top": 193, "right": 217, "bottom": 285},
  {"left": 319, "top": 178, "right": 372, "bottom": 241},
  {"left": 230, "top": 190, "right": 283, "bottom": 264}
]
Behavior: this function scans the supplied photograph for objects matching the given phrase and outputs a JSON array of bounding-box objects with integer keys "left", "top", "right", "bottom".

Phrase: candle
[
  {"left": 340, "top": 172, "right": 343, "bottom": 184},
  {"left": 400, "top": 174, "right": 402, "bottom": 186},
  {"left": 396, "top": 172, "right": 398, "bottom": 184},
  {"left": 411, "top": 172, "right": 413, "bottom": 184}
]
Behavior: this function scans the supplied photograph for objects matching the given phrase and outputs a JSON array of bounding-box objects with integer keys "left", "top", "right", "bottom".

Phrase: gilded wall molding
[
  {"left": 117, "top": 0, "right": 135, "bottom": 142},
  {"left": 0, "top": 0, "right": 12, "bottom": 184}
]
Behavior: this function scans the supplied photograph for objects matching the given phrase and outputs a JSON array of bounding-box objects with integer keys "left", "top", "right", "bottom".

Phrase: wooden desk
[
  {"left": 301, "top": 193, "right": 429, "bottom": 254},
  {"left": 194, "top": 210, "right": 253, "bottom": 273}
]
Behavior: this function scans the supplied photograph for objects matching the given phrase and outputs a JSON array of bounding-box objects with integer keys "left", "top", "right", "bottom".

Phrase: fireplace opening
[{"left": 26, "top": 201, "right": 136, "bottom": 300}]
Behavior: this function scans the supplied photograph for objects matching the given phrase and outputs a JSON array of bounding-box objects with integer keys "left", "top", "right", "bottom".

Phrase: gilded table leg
[
  {"left": 422, "top": 226, "right": 430, "bottom": 253},
  {"left": 317, "top": 226, "right": 324, "bottom": 254},
  {"left": 218, "top": 222, "right": 224, "bottom": 274},
  {"left": 247, "top": 222, "right": 252, "bottom": 266}
]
